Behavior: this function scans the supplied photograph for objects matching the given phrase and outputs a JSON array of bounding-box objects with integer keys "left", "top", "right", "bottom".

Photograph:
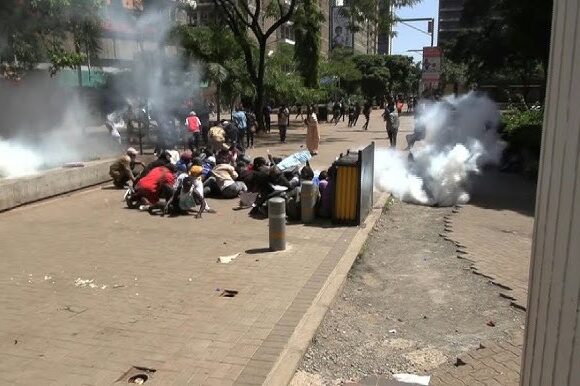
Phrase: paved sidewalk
[
  {"left": 0, "top": 111, "right": 402, "bottom": 385},
  {"left": 431, "top": 171, "right": 536, "bottom": 385}
]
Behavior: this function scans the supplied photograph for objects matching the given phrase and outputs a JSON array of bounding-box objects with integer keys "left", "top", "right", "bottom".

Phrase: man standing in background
[
  {"left": 263, "top": 104, "right": 272, "bottom": 133},
  {"left": 232, "top": 106, "right": 247, "bottom": 151},
  {"left": 278, "top": 104, "right": 290, "bottom": 143},
  {"left": 186, "top": 111, "right": 202, "bottom": 152}
]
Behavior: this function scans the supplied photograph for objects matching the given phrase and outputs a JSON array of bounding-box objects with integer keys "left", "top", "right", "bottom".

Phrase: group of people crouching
[{"left": 109, "top": 146, "right": 335, "bottom": 220}]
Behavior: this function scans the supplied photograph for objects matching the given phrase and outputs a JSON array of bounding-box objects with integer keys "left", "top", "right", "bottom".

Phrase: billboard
[
  {"left": 422, "top": 46, "right": 442, "bottom": 82},
  {"left": 331, "top": 7, "right": 353, "bottom": 50}
]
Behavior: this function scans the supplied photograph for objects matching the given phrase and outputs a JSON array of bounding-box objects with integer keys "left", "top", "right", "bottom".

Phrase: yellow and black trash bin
[{"left": 332, "top": 143, "right": 375, "bottom": 226}]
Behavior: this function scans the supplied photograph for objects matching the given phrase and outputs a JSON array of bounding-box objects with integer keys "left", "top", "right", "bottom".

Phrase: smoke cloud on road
[{"left": 374, "top": 93, "right": 505, "bottom": 206}]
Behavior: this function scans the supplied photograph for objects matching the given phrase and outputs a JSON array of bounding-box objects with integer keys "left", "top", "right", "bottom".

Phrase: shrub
[{"left": 501, "top": 108, "right": 543, "bottom": 158}]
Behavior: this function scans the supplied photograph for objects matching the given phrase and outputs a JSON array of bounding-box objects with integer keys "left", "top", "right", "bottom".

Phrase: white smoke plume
[
  {"left": 0, "top": 5, "right": 201, "bottom": 179},
  {"left": 374, "top": 93, "right": 505, "bottom": 206}
]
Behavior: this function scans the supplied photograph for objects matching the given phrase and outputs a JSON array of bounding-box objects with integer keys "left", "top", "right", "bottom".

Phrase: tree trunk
[
  {"left": 75, "top": 44, "right": 83, "bottom": 88},
  {"left": 254, "top": 41, "right": 267, "bottom": 133}
]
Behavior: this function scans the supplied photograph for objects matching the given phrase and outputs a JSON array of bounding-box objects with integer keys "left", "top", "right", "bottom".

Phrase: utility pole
[{"left": 396, "top": 17, "right": 435, "bottom": 47}]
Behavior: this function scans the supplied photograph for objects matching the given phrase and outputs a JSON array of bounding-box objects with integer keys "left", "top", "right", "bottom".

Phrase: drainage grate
[
  {"left": 220, "top": 289, "right": 239, "bottom": 298},
  {"left": 116, "top": 366, "right": 156, "bottom": 384}
]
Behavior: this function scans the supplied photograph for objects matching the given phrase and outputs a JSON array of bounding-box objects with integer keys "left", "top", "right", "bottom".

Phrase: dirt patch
[{"left": 292, "top": 200, "right": 525, "bottom": 385}]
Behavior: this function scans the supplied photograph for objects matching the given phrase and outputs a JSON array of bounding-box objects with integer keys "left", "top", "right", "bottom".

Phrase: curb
[{"left": 263, "top": 193, "right": 391, "bottom": 386}]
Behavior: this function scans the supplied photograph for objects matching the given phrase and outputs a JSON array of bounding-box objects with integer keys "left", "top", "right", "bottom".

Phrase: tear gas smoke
[
  {"left": 0, "top": 5, "right": 201, "bottom": 179},
  {"left": 374, "top": 93, "right": 505, "bottom": 206}
]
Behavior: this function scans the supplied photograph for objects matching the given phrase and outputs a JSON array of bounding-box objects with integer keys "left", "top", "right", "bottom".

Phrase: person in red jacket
[
  {"left": 186, "top": 111, "right": 202, "bottom": 152},
  {"left": 134, "top": 165, "right": 176, "bottom": 210}
]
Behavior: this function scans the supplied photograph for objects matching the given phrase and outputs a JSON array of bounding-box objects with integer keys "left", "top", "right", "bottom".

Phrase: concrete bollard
[
  {"left": 300, "top": 180, "right": 316, "bottom": 224},
  {"left": 268, "top": 197, "right": 286, "bottom": 251}
]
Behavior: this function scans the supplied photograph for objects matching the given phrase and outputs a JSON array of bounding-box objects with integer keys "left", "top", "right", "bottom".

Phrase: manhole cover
[
  {"left": 116, "top": 366, "right": 156, "bottom": 384},
  {"left": 220, "top": 289, "right": 239, "bottom": 298},
  {"left": 128, "top": 374, "right": 148, "bottom": 384}
]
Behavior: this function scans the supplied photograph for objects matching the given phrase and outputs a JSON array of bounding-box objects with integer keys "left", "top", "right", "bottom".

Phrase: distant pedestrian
[
  {"left": 295, "top": 104, "right": 303, "bottom": 120},
  {"left": 232, "top": 106, "right": 247, "bottom": 151},
  {"left": 362, "top": 101, "right": 371, "bottom": 130},
  {"left": 305, "top": 105, "right": 320, "bottom": 156},
  {"left": 278, "top": 104, "right": 290, "bottom": 143},
  {"left": 332, "top": 101, "right": 341, "bottom": 125},
  {"left": 353, "top": 102, "right": 361, "bottom": 126},
  {"left": 383, "top": 102, "right": 400, "bottom": 148},
  {"left": 347, "top": 104, "right": 356, "bottom": 127},
  {"left": 263, "top": 104, "right": 272, "bottom": 133},
  {"left": 245, "top": 110, "right": 256, "bottom": 148},
  {"left": 340, "top": 101, "right": 346, "bottom": 122},
  {"left": 186, "top": 111, "right": 202, "bottom": 152}
]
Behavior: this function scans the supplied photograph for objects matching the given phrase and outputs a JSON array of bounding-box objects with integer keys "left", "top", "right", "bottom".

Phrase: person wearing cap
[
  {"left": 109, "top": 148, "right": 144, "bottom": 188},
  {"left": 186, "top": 111, "right": 202, "bottom": 152},
  {"left": 189, "top": 165, "right": 215, "bottom": 214}
]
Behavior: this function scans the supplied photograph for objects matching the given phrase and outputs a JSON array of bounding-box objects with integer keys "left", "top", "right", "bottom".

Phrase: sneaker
[{"left": 139, "top": 205, "right": 150, "bottom": 211}]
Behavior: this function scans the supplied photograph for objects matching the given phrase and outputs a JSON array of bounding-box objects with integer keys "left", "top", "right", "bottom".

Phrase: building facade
[{"left": 437, "top": 0, "right": 465, "bottom": 47}]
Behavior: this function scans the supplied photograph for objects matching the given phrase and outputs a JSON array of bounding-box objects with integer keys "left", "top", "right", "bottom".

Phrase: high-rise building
[{"left": 437, "top": 0, "right": 465, "bottom": 47}]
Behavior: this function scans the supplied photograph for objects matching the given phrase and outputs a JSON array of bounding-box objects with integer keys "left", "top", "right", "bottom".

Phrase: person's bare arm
[{"left": 191, "top": 189, "right": 206, "bottom": 218}]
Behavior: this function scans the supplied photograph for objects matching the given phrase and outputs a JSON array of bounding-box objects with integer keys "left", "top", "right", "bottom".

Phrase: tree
[
  {"left": 353, "top": 55, "right": 390, "bottom": 102},
  {"left": 293, "top": 0, "right": 324, "bottom": 88},
  {"left": 0, "top": 0, "right": 103, "bottom": 82},
  {"left": 321, "top": 48, "right": 362, "bottom": 96},
  {"left": 441, "top": 60, "right": 468, "bottom": 96},
  {"left": 340, "top": 0, "right": 421, "bottom": 36},
  {"left": 445, "top": 0, "right": 552, "bottom": 98},
  {"left": 212, "top": 0, "right": 298, "bottom": 131},
  {"left": 384, "top": 55, "right": 413, "bottom": 94},
  {"left": 174, "top": 19, "right": 245, "bottom": 120}
]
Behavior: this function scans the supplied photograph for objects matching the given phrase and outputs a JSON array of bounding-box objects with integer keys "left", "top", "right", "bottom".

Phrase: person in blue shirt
[{"left": 232, "top": 106, "right": 247, "bottom": 151}]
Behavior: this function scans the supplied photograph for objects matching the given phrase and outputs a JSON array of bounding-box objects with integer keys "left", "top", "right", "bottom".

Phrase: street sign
[{"left": 422, "top": 46, "right": 442, "bottom": 88}]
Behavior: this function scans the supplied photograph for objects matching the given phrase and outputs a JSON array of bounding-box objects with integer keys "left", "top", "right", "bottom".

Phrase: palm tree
[{"left": 204, "top": 62, "right": 228, "bottom": 121}]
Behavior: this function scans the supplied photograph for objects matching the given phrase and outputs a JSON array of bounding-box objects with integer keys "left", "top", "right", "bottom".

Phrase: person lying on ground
[{"left": 109, "top": 147, "right": 144, "bottom": 188}]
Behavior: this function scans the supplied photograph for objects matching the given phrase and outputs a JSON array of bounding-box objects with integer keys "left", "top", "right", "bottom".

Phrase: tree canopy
[
  {"left": 0, "top": 0, "right": 104, "bottom": 79},
  {"left": 444, "top": 0, "right": 552, "bottom": 96}
]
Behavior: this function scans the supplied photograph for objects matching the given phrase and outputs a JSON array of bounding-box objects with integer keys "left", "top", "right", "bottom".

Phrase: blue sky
[{"left": 391, "top": 0, "right": 439, "bottom": 62}]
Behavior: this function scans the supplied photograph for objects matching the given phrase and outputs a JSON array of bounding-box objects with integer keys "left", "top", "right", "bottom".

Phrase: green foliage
[
  {"left": 353, "top": 55, "right": 390, "bottom": 101},
  {"left": 342, "top": 0, "right": 421, "bottom": 35},
  {"left": 0, "top": 0, "right": 103, "bottom": 78},
  {"left": 293, "top": 0, "right": 324, "bottom": 88},
  {"left": 321, "top": 52, "right": 417, "bottom": 100},
  {"left": 501, "top": 107, "right": 543, "bottom": 159},
  {"left": 445, "top": 0, "right": 552, "bottom": 90}
]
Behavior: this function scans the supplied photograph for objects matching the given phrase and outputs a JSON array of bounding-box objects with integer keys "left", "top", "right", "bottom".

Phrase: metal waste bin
[{"left": 332, "top": 142, "right": 375, "bottom": 225}]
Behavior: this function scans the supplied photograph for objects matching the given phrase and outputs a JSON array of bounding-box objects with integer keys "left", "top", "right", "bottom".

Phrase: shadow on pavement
[{"left": 467, "top": 169, "right": 537, "bottom": 217}]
